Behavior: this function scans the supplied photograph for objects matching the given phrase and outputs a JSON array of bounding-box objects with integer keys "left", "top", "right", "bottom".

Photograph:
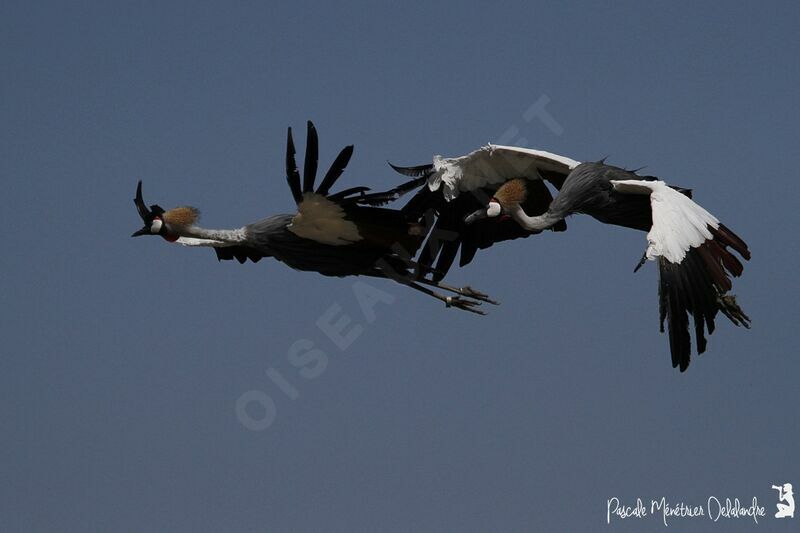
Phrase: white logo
[{"left": 772, "top": 483, "right": 795, "bottom": 519}]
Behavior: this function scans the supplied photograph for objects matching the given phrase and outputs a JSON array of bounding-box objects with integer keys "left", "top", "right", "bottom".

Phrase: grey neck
[
  {"left": 508, "top": 205, "right": 564, "bottom": 232},
  {"left": 177, "top": 225, "right": 248, "bottom": 246}
]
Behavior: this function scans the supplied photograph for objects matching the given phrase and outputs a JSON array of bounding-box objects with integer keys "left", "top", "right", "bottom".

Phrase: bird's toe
[
  {"left": 445, "top": 296, "right": 486, "bottom": 315},
  {"left": 460, "top": 286, "right": 499, "bottom": 305}
]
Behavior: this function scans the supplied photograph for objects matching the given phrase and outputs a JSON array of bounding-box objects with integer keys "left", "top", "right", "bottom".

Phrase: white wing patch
[
  {"left": 428, "top": 144, "right": 581, "bottom": 201},
  {"left": 611, "top": 179, "right": 720, "bottom": 264},
  {"left": 288, "top": 193, "right": 362, "bottom": 246}
]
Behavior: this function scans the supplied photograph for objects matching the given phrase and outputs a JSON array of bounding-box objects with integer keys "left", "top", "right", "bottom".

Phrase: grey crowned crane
[
  {"left": 130, "top": 122, "right": 495, "bottom": 313},
  {"left": 393, "top": 146, "right": 751, "bottom": 371}
]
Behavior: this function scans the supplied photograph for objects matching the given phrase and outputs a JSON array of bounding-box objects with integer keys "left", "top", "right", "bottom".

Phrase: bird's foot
[
  {"left": 717, "top": 293, "right": 751, "bottom": 329},
  {"left": 455, "top": 286, "right": 499, "bottom": 305},
  {"left": 445, "top": 296, "right": 486, "bottom": 315}
]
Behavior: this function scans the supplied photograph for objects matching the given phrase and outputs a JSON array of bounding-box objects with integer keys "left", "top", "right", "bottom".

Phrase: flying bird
[
  {"left": 394, "top": 146, "right": 750, "bottom": 370},
  {"left": 131, "top": 122, "right": 495, "bottom": 313}
]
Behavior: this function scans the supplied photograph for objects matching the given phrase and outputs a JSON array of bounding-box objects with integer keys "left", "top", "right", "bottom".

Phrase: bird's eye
[{"left": 151, "top": 219, "right": 163, "bottom": 233}]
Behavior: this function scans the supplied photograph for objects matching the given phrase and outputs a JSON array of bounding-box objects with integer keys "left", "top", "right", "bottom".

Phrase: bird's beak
[
  {"left": 464, "top": 208, "right": 488, "bottom": 225},
  {"left": 465, "top": 201, "right": 502, "bottom": 225},
  {"left": 131, "top": 227, "right": 149, "bottom": 237}
]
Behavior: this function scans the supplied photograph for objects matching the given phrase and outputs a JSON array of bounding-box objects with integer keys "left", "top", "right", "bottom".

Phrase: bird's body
[
  {"left": 535, "top": 162, "right": 664, "bottom": 231},
  {"left": 131, "top": 126, "right": 752, "bottom": 370},
  {"left": 486, "top": 161, "right": 750, "bottom": 370},
  {"left": 213, "top": 205, "right": 423, "bottom": 278},
  {"left": 132, "top": 122, "right": 495, "bottom": 313},
  {"left": 393, "top": 147, "right": 751, "bottom": 371}
]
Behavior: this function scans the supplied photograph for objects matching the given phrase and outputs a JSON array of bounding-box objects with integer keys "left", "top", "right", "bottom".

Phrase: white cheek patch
[
  {"left": 151, "top": 218, "right": 163, "bottom": 233},
  {"left": 486, "top": 202, "right": 501, "bottom": 217}
]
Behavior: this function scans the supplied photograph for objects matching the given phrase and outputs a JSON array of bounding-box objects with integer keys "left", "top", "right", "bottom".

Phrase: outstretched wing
[
  {"left": 611, "top": 179, "right": 751, "bottom": 371},
  {"left": 415, "top": 144, "right": 580, "bottom": 200},
  {"left": 281, "top": 122, "right": 365, "bottom": 246},
  {"left": 282, "top": 122, "right": 425, "bottom": 253},
  {"left": 289, "top": 193, "right": 364, "bottom": 246},
  {"left": 286, "top": 121, "right": 356, "bottom": 201}
]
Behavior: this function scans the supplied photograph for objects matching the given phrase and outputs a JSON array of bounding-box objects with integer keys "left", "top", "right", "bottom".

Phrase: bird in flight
[
  {"left": 392, "top": 145, "right": 750, "bottom": 371},
  {"left": 131, "top": 122, "right": 495, "bottom": 313}
]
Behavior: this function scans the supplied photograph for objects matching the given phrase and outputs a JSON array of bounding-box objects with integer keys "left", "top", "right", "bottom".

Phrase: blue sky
[{"left": 1, "top": 1, "right": 798, "bottom": 531}]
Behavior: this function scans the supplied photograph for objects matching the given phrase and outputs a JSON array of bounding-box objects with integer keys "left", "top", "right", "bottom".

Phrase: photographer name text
[{"left": 607, "top": 496, "right": 765, "bottom": 526}]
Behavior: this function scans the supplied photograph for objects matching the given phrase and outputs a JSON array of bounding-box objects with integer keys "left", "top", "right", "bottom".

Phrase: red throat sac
[{"left": 162, "top": 234, "right": 179, "bottom": 243}]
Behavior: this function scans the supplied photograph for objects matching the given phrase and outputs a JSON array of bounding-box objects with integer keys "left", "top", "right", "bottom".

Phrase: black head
[{"left": 131, "top": 181, "right": 167, "bottom": 237}]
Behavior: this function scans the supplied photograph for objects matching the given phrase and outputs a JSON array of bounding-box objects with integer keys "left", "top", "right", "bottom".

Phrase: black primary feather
[
  {"left": 388, "top": 162, "right": 435, "bottom": 178},
  {"left": 215, "top": 245, "right": 270, "bottom": 264},
  {"left": 657, "top": 245, "right": 739, "bottom": 371},
  {"left": 303, "top": 121, "right": 318, "bottom": 193},
  {"left": 347, "top": 176, "right": 428, "bottom": 206},
  {"left": 316, "top": 145, "right": 354, "bottom": 196},
  {"left": 285, "top": 127, "right": 303, "bottom": 204},
  {"left": 328, "top": 186, "right": 371, "bottom": 202}
]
